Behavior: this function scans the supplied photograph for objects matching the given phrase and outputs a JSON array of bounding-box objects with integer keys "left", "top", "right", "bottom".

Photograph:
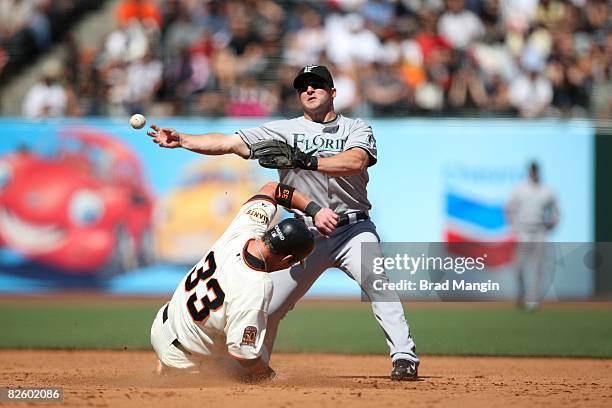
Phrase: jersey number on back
[{"left": 184, "top": 251, "right": 225, "bottom": 322}]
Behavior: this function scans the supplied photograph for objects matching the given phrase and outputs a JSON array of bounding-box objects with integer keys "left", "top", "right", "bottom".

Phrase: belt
[
  {"left": 296, "top": 211, "right": 369, "bottom": 227},
  {"left": 162, "top": 304, "right": 191, "bottom": 355}
]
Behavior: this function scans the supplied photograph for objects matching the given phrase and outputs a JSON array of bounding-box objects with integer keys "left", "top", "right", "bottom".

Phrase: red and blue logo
[{"left": 444, "top": 192, "right": 515, "bottom": 267}]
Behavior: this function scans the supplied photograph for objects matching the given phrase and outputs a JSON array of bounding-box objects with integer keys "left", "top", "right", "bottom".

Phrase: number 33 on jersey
[{"left": 165, "top": 197, "right": 277, "bottom": 360}]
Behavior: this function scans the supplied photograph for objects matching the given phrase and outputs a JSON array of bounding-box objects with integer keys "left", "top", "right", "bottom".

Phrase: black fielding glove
[
  {"left": 251, "top": 140, "right": 318, "bottom": 170},
  {"left": 293, "top": 149, "right": 318, "bottom": 170}
]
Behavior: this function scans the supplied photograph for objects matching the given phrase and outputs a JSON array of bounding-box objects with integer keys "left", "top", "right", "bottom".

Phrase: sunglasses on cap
[{"left": 296, "top": 80, "right": 330, "bottom": 93}]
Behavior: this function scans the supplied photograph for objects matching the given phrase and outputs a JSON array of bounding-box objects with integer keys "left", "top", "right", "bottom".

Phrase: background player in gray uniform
[
  {"left": 147, "top": 65, "right": 419, "bottom": 380},
  {"left": 506, "top": 161, "right": 560, "bottom": 311}
]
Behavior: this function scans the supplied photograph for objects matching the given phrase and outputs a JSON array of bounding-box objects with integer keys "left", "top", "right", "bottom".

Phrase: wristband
[
  {"left": 304, "top": 155, "right": 318, "bottom": 170},
  {"left": 295, "top": 151, "right": 318, "bottom": 170},
  {"left": 275, "top": 183, "right": 294, "bottom": 208},
  {"left": 304, "top": 201, "right": 322, "bottom": 218}
]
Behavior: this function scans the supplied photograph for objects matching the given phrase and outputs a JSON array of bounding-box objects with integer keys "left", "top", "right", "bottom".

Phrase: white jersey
[{"left": 164, "top": 196, "right": 277, "bottom": 360}]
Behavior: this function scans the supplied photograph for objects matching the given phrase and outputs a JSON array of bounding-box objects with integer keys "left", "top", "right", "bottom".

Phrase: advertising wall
[{"left": 0, "top": 118, "right": 595, "bottom": 298}]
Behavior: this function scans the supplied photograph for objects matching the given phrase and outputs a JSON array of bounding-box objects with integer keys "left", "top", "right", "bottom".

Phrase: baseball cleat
[{"left": 390, "top": 359, "right": 418, "bottom": 381}]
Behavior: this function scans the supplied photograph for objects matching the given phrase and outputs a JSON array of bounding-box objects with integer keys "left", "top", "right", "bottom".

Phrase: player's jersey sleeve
[
  {"left": 221, "top": 196, "right": 277, "bottom": 240},
  {"left": 225, "top": 278, "right": 272, "bottom": 360},
  {"left": 225, "top": 308, "right": 268, "bottom": 360},
  {"left": 344, "top": 118, "right": 377, "bottom": 166},
  {"left": 236, "top": 120, "right": 289, "bottom": 159}
]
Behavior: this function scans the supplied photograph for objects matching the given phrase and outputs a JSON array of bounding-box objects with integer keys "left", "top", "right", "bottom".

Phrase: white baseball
[{"left": 129, "top": 114, "right": 146, "bottom": 129}]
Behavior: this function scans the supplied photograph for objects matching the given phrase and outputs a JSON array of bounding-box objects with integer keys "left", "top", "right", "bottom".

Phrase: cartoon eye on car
[
  {"left": 154, "top": 156, "right": 264, "bottom": 265},
  {"left": 0, "top": 126, "right": 154, "bottom": 276}
]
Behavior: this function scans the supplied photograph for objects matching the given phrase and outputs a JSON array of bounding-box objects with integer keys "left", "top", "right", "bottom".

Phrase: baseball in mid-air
[{"left": 129, "top": 114, "right": 146, "bottom": 129}]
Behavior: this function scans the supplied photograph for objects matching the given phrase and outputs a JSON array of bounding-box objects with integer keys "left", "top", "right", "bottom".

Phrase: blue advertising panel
[{"left": 0, "top": 118, "right": 594, "bottom": 298}]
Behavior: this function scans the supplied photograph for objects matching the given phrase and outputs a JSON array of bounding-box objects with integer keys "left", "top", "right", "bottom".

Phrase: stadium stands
[
  {"left": 10, "top": 0, "right": 612, "bottom": 119},
  {"left": 0, "top": 0, "right": 106, "bottom": 83}
]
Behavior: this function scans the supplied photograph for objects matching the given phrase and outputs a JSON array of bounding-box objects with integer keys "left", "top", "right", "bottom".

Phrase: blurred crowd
[
  {"left": 19, "top": 0, "right": 611, "bottom": 119},
  {"left": 0, "top": 0, "right": 105, "bottom": 81}
]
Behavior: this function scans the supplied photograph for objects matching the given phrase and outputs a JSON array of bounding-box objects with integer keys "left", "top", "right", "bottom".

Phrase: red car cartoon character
[{"left": 0, "top": 126, "right": 154, "bottom": 275}]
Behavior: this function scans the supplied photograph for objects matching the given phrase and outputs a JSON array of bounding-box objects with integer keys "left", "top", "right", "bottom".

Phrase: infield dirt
[{"left": 1, "top": 350, "right": 611, "bottom": 408}]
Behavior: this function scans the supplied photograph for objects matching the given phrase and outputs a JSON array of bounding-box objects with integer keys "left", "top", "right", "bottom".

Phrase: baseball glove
[{"left": 251, "top": 140, "right": 318, "bottom": 170}]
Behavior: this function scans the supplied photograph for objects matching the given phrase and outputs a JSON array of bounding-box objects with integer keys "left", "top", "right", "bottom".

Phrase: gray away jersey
[
  {"left": 237, "top": 115, "right": 377, "bottom": 215},
  {"left": 507, "top": 181, "right": 559, "bottom": 234}
]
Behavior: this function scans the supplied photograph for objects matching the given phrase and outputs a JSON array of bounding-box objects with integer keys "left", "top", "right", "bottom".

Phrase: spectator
[
  {"left": 500, "top": 0, "right": 539, "bottom": 33},
  {"left": 361, "top": 0, "right": 396, "bottom": 27},
  {"left": 226, "top": 9, "right": 260, "bottom": 57},
  {"left": 277, "top": 64, "right": 304, "bottom": 117},
  {"left": 477, "top": 0, "right": 505, "bottom": 41},
  {"left": 22, "top": 59, "right": 72, "bottom": 118},
  {"left": 415, "top": 71, "right": 445, "bottom": 112},
  {"left": 438, "top": 0, "right": 485, "bottom": 49},
  {"left": 509, "top": 50, "right": 553, "bottom": 118},
  {"left": 15, "top": 0, "right": 605, "bottom": 119},
  {"left": 536, "top": 0, "right": 567, "bottom": 29},
  {"left": 447, "top": 58, "right": 489, "bottom": 111},
  {"left": 102, "top": 20, "right": 154, "bottom": 64},
  {"left": 547, "top": 58, "right": 590, "bottom": 117},
  {"left": 325, "top": 13, "right": 381, "bottom": 67},
  {"left": 116, "top": 0, "right": 162, "bottom": 28},
  {"left": 225, "top": 75, "right": 279, "bottom": 117},
  {"left": 485, "top": 73, "right": 513, "bottom": 114},
  {"left": 361, "top": 62, "right": 410, "bottom": 115},
  {"left": 162, "top": 5, "right": 202, "bottom": 55},
  {"left": 284, "top": 6, "right": 326, "bottom": 67},
  {"left": 332, "top": 66, "right": 360, "bottom": 114},
  {"left": 0, "top": 0, "right": 34, "bottom": 40},
  {"left": 583, "top": 0, "right": 609, "bottom": 41},
  {"left": 416, "top": 10, "right": 452, "bottom": 64},
  {"left": 247, "top": 0, "right": 285, "bottom": 39},
  {"left": 124, "top": 50, "right": 163, "bottom": 114}
]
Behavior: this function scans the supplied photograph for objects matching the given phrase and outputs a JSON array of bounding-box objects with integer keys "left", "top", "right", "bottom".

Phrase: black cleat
[{"left": 390, "top": 359, "right": 418, "bottom": 381}]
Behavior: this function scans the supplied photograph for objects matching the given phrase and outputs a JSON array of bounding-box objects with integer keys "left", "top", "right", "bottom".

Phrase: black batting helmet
[{"left": 263, "top": 219, "right": 315, "bottom": 261}]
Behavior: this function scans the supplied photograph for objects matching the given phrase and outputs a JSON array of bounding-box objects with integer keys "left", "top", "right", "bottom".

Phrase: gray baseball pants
[{"left": 261, "top": 219, "right": 419, "bottom": 365}]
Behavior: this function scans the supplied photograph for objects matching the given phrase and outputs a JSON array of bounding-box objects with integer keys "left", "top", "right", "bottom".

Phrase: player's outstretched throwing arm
[
  {"left": 146, "top": 121, "right": 374, "bottom": 177},
  {"left": 146, "top": 124, "right": 251, "bottom": 158}
]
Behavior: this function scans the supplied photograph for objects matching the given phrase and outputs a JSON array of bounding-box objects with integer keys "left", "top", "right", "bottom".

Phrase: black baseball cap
[{"left": 293, "top": 65, "right": 334, "bottom": 90}]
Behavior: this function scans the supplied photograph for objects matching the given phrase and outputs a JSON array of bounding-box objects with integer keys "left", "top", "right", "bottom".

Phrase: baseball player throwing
[
  {"left": 147, "top": 65, "right": 419, "bottom": 380},
  {"left": 151, "top": 181, "right": 337, "bottom": 381}
]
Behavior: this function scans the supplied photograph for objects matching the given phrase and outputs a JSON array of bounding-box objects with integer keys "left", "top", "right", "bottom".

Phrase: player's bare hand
[
  {"left": 314, "top": 208, "right": 339, "bottom": 238},
  {"left": 147, "top": 124, "right": 182, "bottom": 148}
]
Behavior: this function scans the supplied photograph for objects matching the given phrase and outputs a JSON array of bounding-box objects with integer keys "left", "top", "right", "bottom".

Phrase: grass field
[{"left": 0, "top": 299, "right": 611, "bottom": 357}]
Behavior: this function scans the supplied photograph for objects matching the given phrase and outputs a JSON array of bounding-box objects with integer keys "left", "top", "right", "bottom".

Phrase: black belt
[
  {"left": 296, "top": 211, "right": 369, "bottom": 227},
  {"left": 162, "top": 304, "right": 191, "bottom": 355}
]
